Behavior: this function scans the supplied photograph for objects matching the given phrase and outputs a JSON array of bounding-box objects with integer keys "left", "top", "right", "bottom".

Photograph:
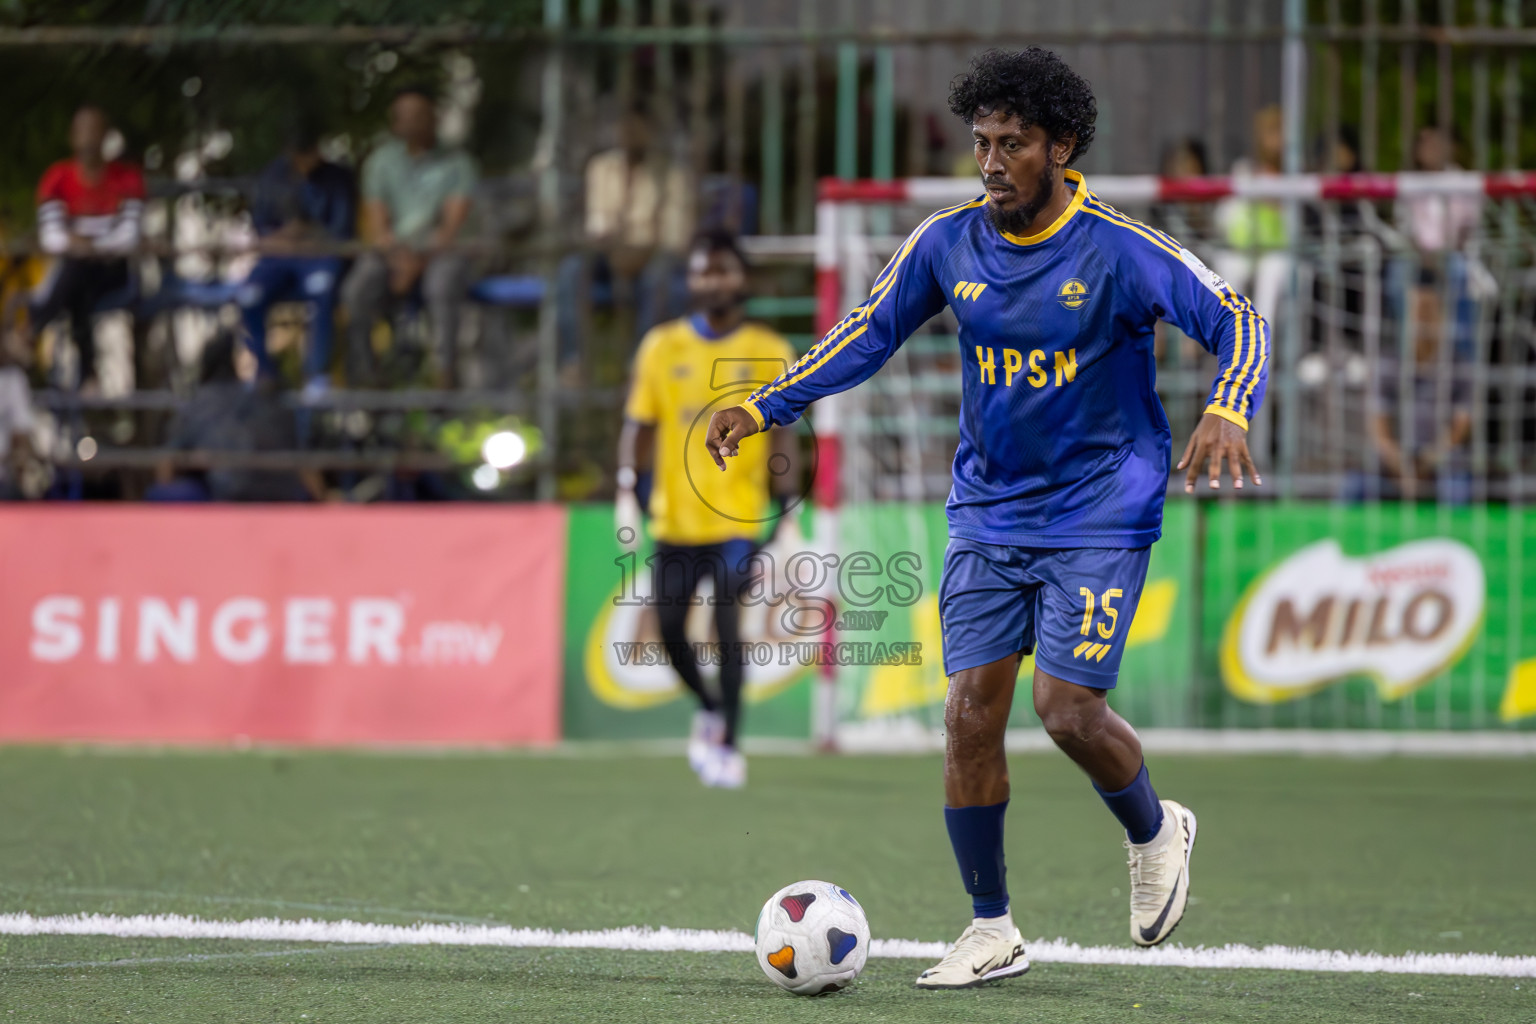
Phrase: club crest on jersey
[{"left": 1057, "top": 278, "right": 1090, "bottom": 310}]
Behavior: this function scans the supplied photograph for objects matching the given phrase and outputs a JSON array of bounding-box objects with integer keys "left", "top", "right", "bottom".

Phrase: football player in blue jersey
[{"left": 706, "top": 47, "right": 1269, "bottom": 988}]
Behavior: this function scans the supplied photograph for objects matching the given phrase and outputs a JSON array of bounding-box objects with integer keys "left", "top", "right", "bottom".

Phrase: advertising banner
[
  {"left": 0, "top": 506, "right": 567, "bottom": 744},
  {"left": 1203, "top": 502, "right": 1536, "bottom": 730},
  {"left": 832, "top": 501, "right": 1197, "bottom": 739},
  {"left": 561, "top": 505, "right": 813, "bottom": 740}
]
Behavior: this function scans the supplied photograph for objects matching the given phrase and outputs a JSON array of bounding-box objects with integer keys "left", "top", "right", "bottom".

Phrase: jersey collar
[
  {"left": 689, "top": 311, "right": 744, "bottom": 341},
  {"left": 996, "top": 168, "right": 1088, "bottom": 247}
]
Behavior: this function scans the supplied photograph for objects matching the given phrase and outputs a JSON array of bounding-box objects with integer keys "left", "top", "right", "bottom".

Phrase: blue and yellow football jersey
[{"left": 741, "top": 169, "right": 1269, "bottom": 549}]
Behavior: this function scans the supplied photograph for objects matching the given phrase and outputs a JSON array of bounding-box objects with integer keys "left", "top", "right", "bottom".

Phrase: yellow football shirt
[{"left": 625, "top": 316, "right": 797, "bottom": 546}]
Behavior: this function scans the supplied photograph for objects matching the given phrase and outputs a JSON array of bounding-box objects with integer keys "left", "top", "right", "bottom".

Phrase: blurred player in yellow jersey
[{"left": 616, "top": 230, "right": 799, "bottom": 788}]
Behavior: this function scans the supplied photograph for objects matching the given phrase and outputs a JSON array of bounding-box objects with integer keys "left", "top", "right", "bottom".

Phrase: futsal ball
[{"left": 754, "top": 879, "right": 870, "bottom": 995}]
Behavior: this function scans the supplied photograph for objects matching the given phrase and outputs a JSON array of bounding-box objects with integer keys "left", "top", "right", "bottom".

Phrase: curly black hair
[{"left": 948, "top": 48, "right": 1097, "bottom": 166}]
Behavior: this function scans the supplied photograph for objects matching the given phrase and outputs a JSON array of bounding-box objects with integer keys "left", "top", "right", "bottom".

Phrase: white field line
[
  {"left": 11, "top": 884, "right": 496, "bottom": 924},
  {"left": 833, "top": 726, "right": 1536, "bottom": 757},
  {"left": 2, "top": 913, "right": 1534, "bottom": 978},
  {"left": 20, "top": 943, "right": 392, "bottom": 970}
]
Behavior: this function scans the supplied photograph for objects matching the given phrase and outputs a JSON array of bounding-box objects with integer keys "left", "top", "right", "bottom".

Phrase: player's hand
[
  {"left": 615, "top": 487, "right": 642, "bottom": 552},
  {"left": 704, "top": 406, "right": 761, "bottom": 470},
  {"left": 1178, "top": 412, "right": 1262, "bottom": 493}
]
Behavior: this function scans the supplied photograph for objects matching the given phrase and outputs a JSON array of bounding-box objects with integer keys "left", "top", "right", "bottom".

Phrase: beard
[
  {"left": 984, "top": 162, "right": 1058, "bottom": 236},
  {"left": 697, "top": 292, "right": 747, "bottom": 318}
]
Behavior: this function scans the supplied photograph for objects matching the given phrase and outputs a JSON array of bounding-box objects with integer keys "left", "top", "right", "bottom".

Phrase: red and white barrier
[{"left": 819, "top": 171, "right": 1536, "bottom": 205}]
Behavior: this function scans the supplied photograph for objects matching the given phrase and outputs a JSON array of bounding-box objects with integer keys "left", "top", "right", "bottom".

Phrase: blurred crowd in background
[{"left": 0, "top": 1, "right": 1531, "bottom": 505}]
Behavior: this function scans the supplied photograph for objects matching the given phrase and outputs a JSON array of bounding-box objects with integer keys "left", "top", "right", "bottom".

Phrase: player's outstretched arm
[
  {"left": 1122, "top": 246, "right": 1268, "bottom": 494},
  {"left": 705, "top": 406, "right": 762, "bottom": 470},
  {"left": 1177, "top": 412, "right": 1262, "bottom": 493}
]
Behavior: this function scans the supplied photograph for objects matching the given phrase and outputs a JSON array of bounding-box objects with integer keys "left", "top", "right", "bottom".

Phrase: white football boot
[
  {"left": 914, "top": 914, "right": 1030, "bottom": 989},
  {"left": 687, "top": 710, "right": 725, "bottom": 776},
  {"left": 701, "top": 746, "right": 746, "bottom": 789},
  {"left": 1127, "top": 799, "right": 1198, "bottom": 947}
]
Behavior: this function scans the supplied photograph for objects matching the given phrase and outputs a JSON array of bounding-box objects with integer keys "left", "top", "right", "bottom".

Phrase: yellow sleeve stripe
[
  {"left": 1231, "top": 311, "right": 1262, "bottom": 411},
  {"left": 1083, "top": 202, "right": 1251, "bottom": 410},
  {"left": 1080, "top": 206, "right": 1182, "bottom": 259},
  {"left": 787, "top": 199, "right": 976, "bottom": 377},
  {"left": 1204, "top": 403, "right": 1250, "bottom": 430},
  {"left": 1089, "top": 195, "right": 1262, "bottom": 412},
  {"left": 753, "top": 324, "right": 872, "bottom": 405},
  {"left": 867, "top": 198, "right": 977, "bottom": 296},
  {"left": 1215, "top": 309, "right": 1268, "bottom": 414},
  {"left": 1210, "top": 309, "right": 1247, "bottom": 408},
  {"left": 750, "top": 199, "right": 983, "bottom": 403},
  {"left": 740, "top": 399, "right": 767, "bottom": 431},
  {"left": 801, "top": 304, "right": 868, "bottom": 366},
  {"left": 1085, "top": 195, "right": 1181, "bottom": 252},
  {"left": 1086, "top": 194, "right": 1267, "bottom": 418},
  {"left": 1214, "top": 295, "right": 1266, "bottom": 410},
  {"left": 1211, "top": 287, "right": 1252, "bottom": 409},
  {"left": 1236, "top": 313, "right": 1269, "bottom": 415}
]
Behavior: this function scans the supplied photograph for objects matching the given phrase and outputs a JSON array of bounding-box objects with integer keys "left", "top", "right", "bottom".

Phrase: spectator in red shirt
[{"left": 26, "top": 105, "right": 145, "bottom": 392}]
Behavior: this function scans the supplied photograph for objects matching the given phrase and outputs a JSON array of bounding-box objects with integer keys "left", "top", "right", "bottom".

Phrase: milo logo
[{"left": 1221, "top": 539, "right": 1485, "bottom": 704}]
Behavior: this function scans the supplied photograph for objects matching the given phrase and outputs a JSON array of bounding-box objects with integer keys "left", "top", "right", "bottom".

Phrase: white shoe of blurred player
[
  {"left": 687, "top": 711, "right": 725, "bottom": 776},
  {"left": 1127, "top": 799, "right": 1198, "bottom": 947},
  {"left": 914, "top": 914, "right": 1029, "bottom": 989},
  {"left": 701, "top": 746, "right": 746, "bottom": 789}
]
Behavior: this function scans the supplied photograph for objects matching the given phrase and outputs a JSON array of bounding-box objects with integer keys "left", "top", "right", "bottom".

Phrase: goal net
[{"left": 811, "top": 172, "right": 1536, "bottom": 748}]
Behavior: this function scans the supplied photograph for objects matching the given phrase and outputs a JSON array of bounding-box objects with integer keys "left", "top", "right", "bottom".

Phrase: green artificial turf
[{"left": 1, "top": 748, "right": 1533, "bottom": 1022}]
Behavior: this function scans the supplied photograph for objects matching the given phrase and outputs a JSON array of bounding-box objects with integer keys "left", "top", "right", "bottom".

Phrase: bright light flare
[
  {"left": 481, "top": 431, "right": 527, "bottom": 470},
  {"left": 471, "top": 464, "right": 501, "bottom": 491}
]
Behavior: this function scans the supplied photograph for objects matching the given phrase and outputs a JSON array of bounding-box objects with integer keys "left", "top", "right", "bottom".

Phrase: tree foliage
[{"left": 0, "top": 1, "right": 542, "bottom": 231}]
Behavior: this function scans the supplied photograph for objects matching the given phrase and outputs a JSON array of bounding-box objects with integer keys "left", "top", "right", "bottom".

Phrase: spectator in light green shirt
[
  {"left": 1210, "top": 104, "right": 1292, "bottom": 330},
  {"left": 341, "top": 85, "right": 478, "bottom": 387}
]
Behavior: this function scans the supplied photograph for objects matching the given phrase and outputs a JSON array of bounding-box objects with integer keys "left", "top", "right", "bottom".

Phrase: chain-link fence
[{"left": 0, "top": 1, "right": 1532, "bottom": 505}]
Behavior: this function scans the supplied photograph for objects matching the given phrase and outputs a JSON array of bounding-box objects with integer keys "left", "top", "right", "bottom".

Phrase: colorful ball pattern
[{"left": 753, "top": 880, "right": 870, "bottom": 995}]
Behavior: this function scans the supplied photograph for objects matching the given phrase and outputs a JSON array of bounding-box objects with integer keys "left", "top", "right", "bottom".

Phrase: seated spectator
[
  {"left": 1212, "top": 105, "right": 1290, "bottom": 326},
  {"left": 1302, "top": 126, "right": 1368, "bottom": 357},
  {"left": 1322, "top": 124, "right": 1361, "bottom": 174},
  {"left": 148, "top": 331, "right": 323, "bottom": 502},
  {"left": 341, "top": 85, "right": 476, "bottom": 388},
  {"left": 1161, "top": 137, "right": 1208, "bottom": 179},
  {"left": 1390, "top": 126, "right": 1485, "bottom": 360},
  {"left": 237, "top": 121, "right": 355, "bottom": 398},
  {"left": 1403, "top": 126, "right": 1480, "bottom": 254},
  {"left": 0, "top": 335, "right": 35, "bottom": 500},
  {"left": 24, "top": 105, "right": 145, "bottom": 394},
  {"left": 558, "top": 101, "right": 693, "bottom": 377},
  {"left": 1351, "top": 269, "right": 1473, "bottom": 504},
  {"left": 1154, "top": 136, "right": 1212, "bottom": 238}
]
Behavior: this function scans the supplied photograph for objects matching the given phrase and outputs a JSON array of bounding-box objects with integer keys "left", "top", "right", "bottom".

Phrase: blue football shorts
[{"left": 937, "top": 538, "right": 1152, "bottom": 688}]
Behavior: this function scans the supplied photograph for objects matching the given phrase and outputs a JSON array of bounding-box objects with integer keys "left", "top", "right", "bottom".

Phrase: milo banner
[
  {"left": 563, "top": 499, "right": 1536, "bottom": 739},
  {"left": 1203, "top": 502, "right": 1536, "bottom": 729},
  {"left": 562, "top": 505, "right": 814, "bottom": 740}
]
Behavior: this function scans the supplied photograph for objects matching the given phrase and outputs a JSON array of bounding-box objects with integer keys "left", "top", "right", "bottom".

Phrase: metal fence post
[
  {"left": 534, "top": 0, "right": 566, "bottom": 501},
  {"left": 1280, "top": 0, "right": 1306, "bottom": 496}
]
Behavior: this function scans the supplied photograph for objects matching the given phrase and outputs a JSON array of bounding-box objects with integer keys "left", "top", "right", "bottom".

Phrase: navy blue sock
[
  {"left": 1094, "top": 763, "right": 1165, "bottom": 845},
  {"left": 943, "top": 801, "right": 1010, "bottom": 919}
]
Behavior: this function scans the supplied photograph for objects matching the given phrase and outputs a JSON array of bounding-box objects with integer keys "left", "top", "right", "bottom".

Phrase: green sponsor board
[
  {"left": 562, "top": 499, "right": 1536, "bottom": 738},
  {"left": 561, "top": 505, "right": 813, "bottom": 741},
  {"left": 1200, "top": 501, "right": 1536, "bottom": 730},
  {"left": 832, "top": 502, "right": 1196, "bottom": 731}
]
